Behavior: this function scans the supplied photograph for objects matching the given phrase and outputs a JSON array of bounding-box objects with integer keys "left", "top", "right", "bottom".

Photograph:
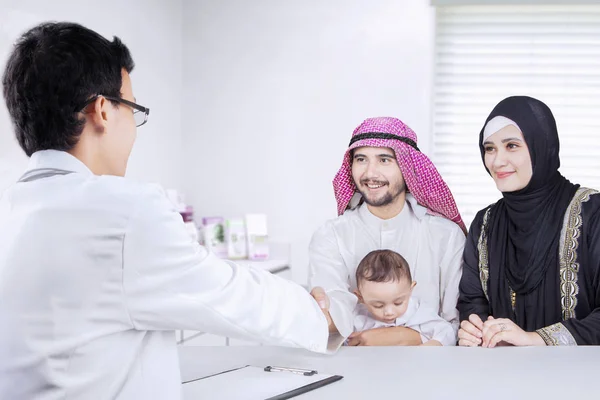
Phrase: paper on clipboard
[{"left": 182, "top": 365, "right": 342, "bottom": 400}]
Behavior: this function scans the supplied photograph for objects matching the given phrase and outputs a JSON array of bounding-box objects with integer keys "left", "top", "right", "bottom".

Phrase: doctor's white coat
[{"left": 0, "top": 150, "right": 329, "bottom": 399}]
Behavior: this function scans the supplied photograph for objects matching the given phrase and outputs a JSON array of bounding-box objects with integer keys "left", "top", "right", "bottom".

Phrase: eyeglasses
[{"left": 78, "top": 94, "right": 150, "bottom": 127}]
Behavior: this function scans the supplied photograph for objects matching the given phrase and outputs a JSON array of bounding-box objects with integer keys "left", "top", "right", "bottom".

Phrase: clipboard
[{"left": 182, "top": 364, "right": 343, "bottom": 400}]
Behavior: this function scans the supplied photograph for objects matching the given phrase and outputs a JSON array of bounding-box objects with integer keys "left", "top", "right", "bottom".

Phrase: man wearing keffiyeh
[{"left": 309, "top": 117, "right": 466, "bottom": 346}]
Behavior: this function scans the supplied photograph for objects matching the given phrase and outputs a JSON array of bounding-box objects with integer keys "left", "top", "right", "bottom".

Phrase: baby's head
[{"left": 355, "top": 249, "right": 416, "bottom": 324}]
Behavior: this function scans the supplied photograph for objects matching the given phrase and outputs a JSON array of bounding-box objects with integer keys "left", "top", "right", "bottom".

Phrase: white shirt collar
[
  {"left": 25, "top": 150, "right": 94, "bottom": 177},
  {"left": 395, "top": 297, "right": 418, "bottom": 325},
  {"left": 357, "top": 193, "right": 427, "bottom": 230}
]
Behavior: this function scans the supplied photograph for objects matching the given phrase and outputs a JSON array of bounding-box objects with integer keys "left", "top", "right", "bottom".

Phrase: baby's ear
[
  {"left": 353, "top": 289, "right": 364, "bottom": 303},
  {"left": 410, "top": 280, "right": 417, "bottom": 290}
]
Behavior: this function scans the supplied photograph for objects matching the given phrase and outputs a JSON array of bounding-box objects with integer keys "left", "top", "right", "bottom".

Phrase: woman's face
[{"left": 483, "top": 125, "right": 533, "bottom": 193}]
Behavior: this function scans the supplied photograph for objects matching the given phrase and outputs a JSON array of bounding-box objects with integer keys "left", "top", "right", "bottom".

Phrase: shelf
[{"left": 225, "top": 258, "right": 290, "bottom": 274}]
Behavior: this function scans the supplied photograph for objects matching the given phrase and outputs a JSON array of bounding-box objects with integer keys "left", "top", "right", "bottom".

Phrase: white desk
[{"left": 179, "top": 345, "right": 600, "bottom": 399}]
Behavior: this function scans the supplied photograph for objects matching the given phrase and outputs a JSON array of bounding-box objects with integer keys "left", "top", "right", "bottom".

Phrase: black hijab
[{"left": 479, "top": 96, "right": 579, "bottom": 330}]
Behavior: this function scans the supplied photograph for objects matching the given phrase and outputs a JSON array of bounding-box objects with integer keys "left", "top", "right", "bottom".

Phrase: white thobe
[
  {"left": 308, "top": 196, "right": 465, "bottom": 340},
  {"left": 353, "top": 298, "right": 456, "bottom": 346}
]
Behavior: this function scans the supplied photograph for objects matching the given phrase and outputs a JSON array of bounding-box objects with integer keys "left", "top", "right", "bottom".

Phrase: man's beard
[{"left": 357, "top": 180, "right": 406, "bottom": 207}]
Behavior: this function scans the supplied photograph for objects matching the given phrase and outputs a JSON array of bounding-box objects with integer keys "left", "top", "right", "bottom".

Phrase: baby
[{"left": 351, "top": 249, "right": 455, "bottom": 346}]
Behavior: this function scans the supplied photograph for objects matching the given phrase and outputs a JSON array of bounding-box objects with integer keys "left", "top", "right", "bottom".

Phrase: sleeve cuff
[
  {"left": 328, "top": 293, "right": 356, "bottom": 339},
  {"left": 536, "top": 322, "right": 578, "bottom": 346},
  {"left": 326, "top": 332, "right": 346, "bottom": 354}
]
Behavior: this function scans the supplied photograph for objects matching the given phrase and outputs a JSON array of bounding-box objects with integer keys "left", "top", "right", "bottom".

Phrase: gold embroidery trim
[
  {"left": 510, "top": 290, "right": 516, "bottom": 311},
  {"left": 477, "top": 207, "right": 492, "bottom": 301},
  {"left": 478, "top": 207, "right": 516, "bottom": 310},
  {"left": 559, "top": 187, "right": 598, "bottom": 320},
  {"left": 536, "top": 322, "right": 577, "bottom": 346}
]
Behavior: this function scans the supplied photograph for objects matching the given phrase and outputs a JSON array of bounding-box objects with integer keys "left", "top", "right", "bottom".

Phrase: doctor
[{"left": 0, "top": 22, "right": 333, "bottom": 399}]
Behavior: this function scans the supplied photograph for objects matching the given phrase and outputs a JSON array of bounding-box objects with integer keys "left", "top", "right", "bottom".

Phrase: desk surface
[{"left": 179, "top": 345, "right": 600, "bottom": 399}]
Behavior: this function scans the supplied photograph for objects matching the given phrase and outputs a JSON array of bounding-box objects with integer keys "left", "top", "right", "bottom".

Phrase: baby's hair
[{"left": 355, "top": 249, "right": 412, "bottom": 288}]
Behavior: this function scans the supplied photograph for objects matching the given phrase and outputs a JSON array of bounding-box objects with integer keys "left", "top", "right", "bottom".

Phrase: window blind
[{"left": 432, "top": 4, "right": 600, "bottom": 227}]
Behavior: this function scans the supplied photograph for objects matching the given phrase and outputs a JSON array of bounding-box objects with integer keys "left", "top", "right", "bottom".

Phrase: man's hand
[
  {"left": 310, "top": 287, "right": 338, "bottom": 333},
  {"left": 420, "top": 340, "right": 443, "bottom": 346},
  {"left": 346, "top": 326, "right": 422, "bottom": 346}
]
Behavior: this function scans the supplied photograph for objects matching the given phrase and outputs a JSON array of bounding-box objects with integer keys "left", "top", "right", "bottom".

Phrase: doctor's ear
[
  {"left": 353, "top": 289, "right": 364, "bottom": 304},
  {"left": 82, "top": 96, "right": 111, "bottom": 134}
]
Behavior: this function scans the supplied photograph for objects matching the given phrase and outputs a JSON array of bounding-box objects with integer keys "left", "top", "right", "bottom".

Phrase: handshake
[{"left": 310, "top": 286, "right": 337, "bottom": 333}]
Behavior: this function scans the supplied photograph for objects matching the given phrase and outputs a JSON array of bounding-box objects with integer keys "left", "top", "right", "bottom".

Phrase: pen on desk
[{"left": 264, "top": 366, "right": 318, "bottom": 376}]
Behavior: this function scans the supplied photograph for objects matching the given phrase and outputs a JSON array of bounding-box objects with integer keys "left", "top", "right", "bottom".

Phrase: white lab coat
[
  {"left": 352, "top": 298, "right": 456, "bottom": 346},
  {"left": 308, "top": 197, "right": 465, "bottom": 340},
  {"left": 0, "top": 150, "right": 330, "bottom": 400}
]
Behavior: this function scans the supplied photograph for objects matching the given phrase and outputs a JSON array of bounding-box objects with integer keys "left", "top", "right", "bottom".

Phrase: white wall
[
  {"left": 182, "top": 0, "right": 436, "bottom": 284},
  {"left": 1, "top": 0, "right": 436, "bottom": 286},
  {"left": 0, "top": 0, "right": 184, "bottom": 191}
]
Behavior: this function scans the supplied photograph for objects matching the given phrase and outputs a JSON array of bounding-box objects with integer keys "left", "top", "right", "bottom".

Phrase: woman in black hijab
[{"left": 458, "top": 96, "right": 600, "bottom": 347}]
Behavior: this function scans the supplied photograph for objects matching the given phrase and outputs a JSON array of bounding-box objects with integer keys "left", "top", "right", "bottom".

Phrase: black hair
[
  {"left": 2, "top": 22, "right": 135, "bottom": 156},
  {"left": 356, "top": 249, "right": 412, "bottom": 288}
]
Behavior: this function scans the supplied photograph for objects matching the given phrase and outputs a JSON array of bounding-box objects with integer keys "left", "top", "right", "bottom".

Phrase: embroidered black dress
[{"left": 458, "top": 96, "right": 600, "bottom": 345}]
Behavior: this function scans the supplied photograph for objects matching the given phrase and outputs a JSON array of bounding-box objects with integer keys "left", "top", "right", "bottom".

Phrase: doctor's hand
[
  {"left": 458, "top": 314, "right": 484, "bottom": 347},
  {"left": 481, "top": 316, "right": 546, "bottom": 348},
  {"left": 310, "top": 287, "right": 337, "bottom": 334}
]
